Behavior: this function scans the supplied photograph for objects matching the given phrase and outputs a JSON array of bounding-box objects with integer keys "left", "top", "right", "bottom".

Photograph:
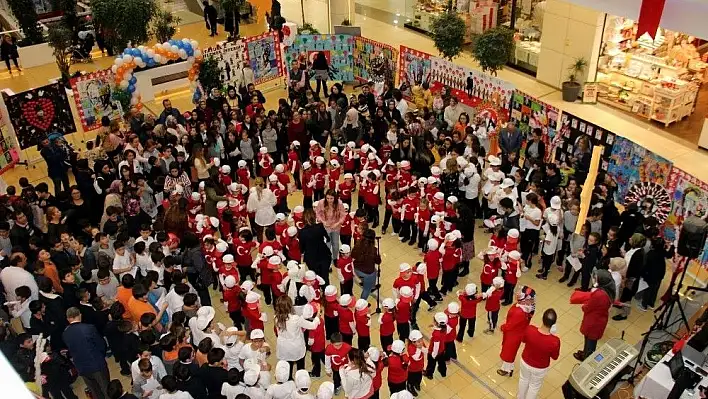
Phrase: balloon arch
[{"left": 111, "top": 38, "right": 203, "bottom": 108}]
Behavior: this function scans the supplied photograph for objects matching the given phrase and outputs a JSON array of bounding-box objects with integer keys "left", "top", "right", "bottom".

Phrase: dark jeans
[
  {"left": 51, "top": 174, "right": 71, "bottom": 196},
  {"left": 82, "top": 367, "right": 110, "bottom": 399},
  {"left": 445, "top": 340, "right": 457, "bottom": 360},
  {"left": 5, "top": 58, "right": 19, "bottom": 70},
  {"left": 311, "top": 351, "right": 324, "bottom": 377},
  {"left": 388, "top": 381, "right": 406, "bottom": 394},
  {"left": 358, "top": 335, "right": 370, "bottom": 350},
  {"left": 502, "top": 282, "right": 516, "bottom": 305},
  {"left": 288, "top": 357, "right": 306, "bottom": 379},
  {"left": 341, "top": 332, "right": 353, "bottom": 345},
  {"left": 187, "top": 272, "right": 212, "bottom": 306},
  {"left": 488, "top": 310, "right": 499, "bottom": 330},
  {"left": 425, "top": 353, "right": 447, "bottom": 378},
  {"left": 541, "top": 253, "right": 555, "bottom": 277},
  {"left": 208, "top": 18, "right": 217, "bottom": 35},
  {"left": 642, "top": 282, "right": 661, "bottom": 308},
  {"left": 520, "top": 229, "right": 540, "bottom": 267},
  {"left": 457, "top": 316, "right": 476, "bottom": 340},
  {"left": 428, "top": 277, "right": 441, "bottom": 298},
  {"left": 259, "top": 283, "right": 273, "bottom": 305},
  {"left": 407, "top": 371, "right": 423, "bottom": 393},
  {"left": 380, "top": 334, "right": 393, "bottom": 353},
  {"left": 340, "top": 279, "right": 353, "bottom": 296},
  {"left": 583, "top": 336, "right": 597, "bottom": 359},
  {"left": 324, "top": 315, "right": 339, "bottom": 340},
  {"left": 440, "top": 269, "right": 457, "bottom": 294},
  {"left": 315, "top": 79, "right": 328, "bottom": 97},
  {"left": 397, "top": 321, "right": 410, "bottom": 341}
]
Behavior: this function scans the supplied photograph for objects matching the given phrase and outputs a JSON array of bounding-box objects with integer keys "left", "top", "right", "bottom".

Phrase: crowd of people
[{"left": 0, "top": 65, "right": 676, "bottom": 399}]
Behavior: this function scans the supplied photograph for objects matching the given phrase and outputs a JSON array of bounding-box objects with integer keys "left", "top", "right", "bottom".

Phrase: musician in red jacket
[
  {"left": 497, "top": 286, "right": 535, "bottom": 377},
  {"left": 574, "top": 270, "right": 614, "bottom": 361},
  {"left": 387, "top": 340, "right": 409, "bottom": 394},
  {"left": 518, "top": 309, "right": 561, "bottom": 399}
]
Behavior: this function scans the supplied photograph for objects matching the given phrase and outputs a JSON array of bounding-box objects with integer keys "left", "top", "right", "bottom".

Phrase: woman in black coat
[
  {"left": 1, "top": 35, "right": 19, "bottom": 73},
  {"left": 641, "top": 236, "right": 672, "bottom": 310},
  {"left": 299, "top": 209, "right": 332, "bottom": 286},
  {"left": 181, "top": 232, "right": 212, "bottom": 306}
]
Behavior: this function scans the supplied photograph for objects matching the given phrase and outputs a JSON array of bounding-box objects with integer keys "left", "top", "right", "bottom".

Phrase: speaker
[{"left": 677, "top": 216, "right": 708, "bottom": 259}]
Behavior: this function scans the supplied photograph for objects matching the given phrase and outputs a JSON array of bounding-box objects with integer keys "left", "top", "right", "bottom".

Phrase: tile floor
[{"left": 2, "top": 7, "right": 708, "bottom": 399}]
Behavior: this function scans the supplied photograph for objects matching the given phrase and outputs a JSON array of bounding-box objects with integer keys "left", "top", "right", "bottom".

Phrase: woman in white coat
[
  {"left": 247, "top": 177, "right": 278, "bottom": 241},
  {"left": 340, "top": 348, "right": 374, "bottom": 399},
  {"left": 273, "top": 295, "right": 320, "bottom": 378}
]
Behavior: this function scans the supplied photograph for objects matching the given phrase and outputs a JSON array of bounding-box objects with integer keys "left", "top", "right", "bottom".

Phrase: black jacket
[
  {"left": 204, "top": 4, "right": 218, "bottom": 21},
  {"left": 198, "top": 364, "right": 228, "bottom": 399},
  {"left": 299, "top": 223, "right": 331, "bottom": 271}
]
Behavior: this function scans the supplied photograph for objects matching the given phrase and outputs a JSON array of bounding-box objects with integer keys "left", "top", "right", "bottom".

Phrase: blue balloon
[
  {"left": 123, "top": 49, "right": 130, "bottom": 55},
  {"left": 129, "top": 76, "right": 137, "bottom": 84},
  {"left": 187, "top": 48, "right": 193, "bottom": 56},
  {"left": 128, "top": 84, "right": 135, "bottom": 93}
]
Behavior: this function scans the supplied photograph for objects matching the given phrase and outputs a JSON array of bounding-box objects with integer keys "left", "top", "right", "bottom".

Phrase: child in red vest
[
  {"left": 313, "top": 156, "right": 327, "bottom": 201},
  {"left": 233, "top": 228, "right": 256, "bottom": 283},
  {"left": 301, "top": 162, "right": 314, "bottom": 209},
  {"left": 361, "top": 171, "right": 381, "bottom": 228},
  {"left": 303, "top": 303, "right": 326, "bottom": 377},
  {"left": 395, "top": 286, "right": 413, "bottom": 341},
  {"left": 379, "top": 298, "right": 396, "bottom": 355},
  {"left": 243, "top": 291, "right": 267, "bottom": 334},
  {"left": 425, "top": 312, "right": 450, "bottom": 379},
  {"left": 387, "top": 340, "right": 409, "bottom": 394},
  {"left": 323, "top": 285, "right": 340, "bottom": 340},
  {"left": 285, "top": 226, "right": 301, "bottom": 262},
  {"left": 354, "top": 299, "right": 371, "bottom": 350},
  {"left": 222, "top": 275, "right": 242, "bottom": 329},
  {"left": 501, "top": 250, "right": 521, "bottom": 306},
  {"left": 383, "top": 191, "right": 402, "bottom": 236},
  {"left": 410, "top": 262, "right": 437, "bottom": 330},
  {"left": 340, "top": 205, "right": 353, "bottom": 246},
  {"left": 400, "top": 187, "right": 420, "bottom": 245},
  {"left": 478, "top": 246, "right": 501, "bottom": 293},
  {"left": 444, "top": 302, "right": 460, "bottom": 361},
  {"left": 258, "top": 147, "right": 274, "bottom": 178},
  {"left": 328, "top": 159, "right": 342, "bottom": 191},
  {"left": 325, "top": 333, "right": 352, "bottom": 394},
  {"left": 337, "top": 294, "right": 356, "bottom": 345},
  {"left": 274, "top": 213, "right": 289, "bottom": 239},
  {"left": 236, "top": 160, "right": 251, "bottom": 189},
  {"left": 339, "top": 173, "right": 354, "bottom": 210},
  {"left": 252, "top": 247, "right": 277, "bottom": 305},
  {"left": 275, "top": 164, "right": 291, "bottom": 212},
  {"left": 425, "top": 239, "right": 443, "bottom": 301},
  {"left": 456, "top": 283, "right": 482, "bottom": 341},
  {"left": 336, "top": 244, "right": 354, "bottom": 295},
  {"left": 288, "top": 141, "right": 301, "bottom": 189},
  {"left": 483, "top": 277, "right": 505, "bottom": 334},
  {"left": 416, "top": 198, "right": 432, "bottom": 251},
  {"left": 342, "top": 142, "right": 356, "bottom": 175},
  {"left": 407, "top": 330, "right": 427, "bottom": 395},
  {"left": 440, "top": 233, "right": 462, "bottom": 295}
]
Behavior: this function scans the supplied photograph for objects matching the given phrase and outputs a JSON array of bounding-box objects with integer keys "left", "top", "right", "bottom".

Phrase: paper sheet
[{"left": 567, "top": 255, "right": 582, "bottom": 272}]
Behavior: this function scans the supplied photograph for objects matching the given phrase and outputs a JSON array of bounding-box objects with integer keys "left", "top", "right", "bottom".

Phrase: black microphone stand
[{"left": 373, "top": 235, "right": 382, "bottom": 314}]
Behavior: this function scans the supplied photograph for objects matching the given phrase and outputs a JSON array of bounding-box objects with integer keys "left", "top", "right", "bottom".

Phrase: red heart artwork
[{"left": 21, "top": 98, "right": 55, "bottom": 131}]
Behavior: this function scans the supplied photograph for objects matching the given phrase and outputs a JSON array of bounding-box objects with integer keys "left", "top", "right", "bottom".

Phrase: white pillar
[
  {"left": 536, "top": 0, "right": 605, "bottom": 89},
  {"left": 328, "top": 0, "right": 355, "bottom": 33}
]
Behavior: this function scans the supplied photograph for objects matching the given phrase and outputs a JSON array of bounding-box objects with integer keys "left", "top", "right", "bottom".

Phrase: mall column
[{"left": 328, "top": 0, "right": 355, "bottom": 32}]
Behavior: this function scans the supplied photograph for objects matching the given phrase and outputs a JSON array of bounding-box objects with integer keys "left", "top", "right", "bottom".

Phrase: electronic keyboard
[{"left": 569, "top": 338, "right": 639, "bottom": 398}]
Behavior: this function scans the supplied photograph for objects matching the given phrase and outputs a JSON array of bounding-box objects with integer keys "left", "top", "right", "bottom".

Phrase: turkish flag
[{"left": 636, "top": 0, "right": 666, "bottom": 39}]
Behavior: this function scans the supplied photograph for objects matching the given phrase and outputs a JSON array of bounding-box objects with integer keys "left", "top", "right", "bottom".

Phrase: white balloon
[
  {"left": 146, "top": 49, "right": 155, "bottom": 57},
  {"left": 111, "top": 65, "right": 118, "bottom": 73},
  {"left": 191, "top": 40, "right": 198, "bottom": 48},
  {"left": 182, "top": 38, "right": 190, "bottom": 44},
  {"left": 123, "top": 55, "right": 133, "bottom": 63},
  {"left": 134, "top": 57, "right": 143, "bottom": 65},
  {"left": 153, "top": 55, "right": 162, "bottom": 63},
  {"left": 163, "top": 42, "right": 170, "bottom": 49},
  {"left": 170, "top": 45, "right": 179, "bottom": 53},
  {"left": 194, "top": 50, "right": 202, "bottom": 58},
  {"left": 178, "top": 49, "right": 187, "bottom": 59},
  {"left": 115, "top": 58, "right": 124, "bottom": 66}
]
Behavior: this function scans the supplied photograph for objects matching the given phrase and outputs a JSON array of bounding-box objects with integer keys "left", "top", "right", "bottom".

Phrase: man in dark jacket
[
  {"left": 157, "top": 99, "right": 185, "bottom": 125},
  {"left": 39, "top": 137, "right": 70, "bottom": 196},
  {"left": 63, "top": 307, "right": 110, "bottom": 399},
  {"left": 203, "top": 1, "right": 218, "bottom": 36}
]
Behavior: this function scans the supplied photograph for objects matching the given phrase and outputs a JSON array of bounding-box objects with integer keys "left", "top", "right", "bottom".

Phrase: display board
[
  {"left": 0, "top": 95, "right": 20, "bottom": 174},
  {"left": 285, "top": 34, "right": 355, "bottom": 82},
  {"left": 665, "top": 168, "right": 708, "bottom": 266},
  {"left": 352, "top": 37, "right": 398, "bottom": 84},
  {"left": 398, "top": 46, "right": 433, "bottom": 100},
  {"left": 2, "top": 83, "right": 76, "bottom": 149},
  {"left": 243, "top": 31, "right": 284, "bottom": 85},
  {"left": 607, "top": 135, "right": 673, "bottom": 203},
  {"left": 70, "top": 70, "right": 124, "bottom": 132},
  {"left": 203, "top": 40, "right": 248, "bottom": 89},
  {"left": 510, "top": 90, "right": 559, "bottom": 162},
  {"left": 428, "top": 57, "right": 514, "bottom": 113},
  {"left": 553, "top": 112, "right": 615, "bottom": 172}
]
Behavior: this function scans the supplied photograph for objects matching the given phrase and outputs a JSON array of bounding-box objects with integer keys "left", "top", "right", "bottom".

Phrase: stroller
[{"left": 71, "top": 31, "right": 94, "bottom": 64}]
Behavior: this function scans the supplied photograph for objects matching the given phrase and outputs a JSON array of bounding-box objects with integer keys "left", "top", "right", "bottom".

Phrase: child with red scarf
[
  {"left": 222, "top": 274, "right": 243, "bottom": 329},
  {"left": 252, "top": 247, "right": 278, "bottom": 305},
  {"left": 323, "top": 285, "right": 340, "bottom": 340},
  {"left": 284, "top": 226, "right": 301, "bottom": 262},
  {"left": 400, "top": 187, "right": 420, "bottom": 245},
  {"left": 361, "top": 171, "right": 381, "bottom": 228},
  {"left": 440, "top": 233, "right": 462, "bottom": 296},
  {"left": 456, "top": 283, "right": 482, "bottom": 341},
  {"left": 233, "top": 228, "right": 257, "bottom": 283},
  {"left": 342, "top": 142, "right": 357, "bottom": 176},
  {"left": 313, "top": 156, "right": 327, "bottom": 201},
  {"left": 257, "top": 147, "right": 274, "bottom": 178},
  {"left": 303, "top": 303, "right": 326, "bottom": 377},
  {"left": 309, "top": 140, "right": 323, "bottom": 163},
  {"left": 327, "top": 159, "right": 342, "bottom": 191},
  {"left": 478, "top": 246, "right": 501, "bottom": 293},
  {"left": 425, "top": 312, "right": 450, "bottom": 379},
  {"left": 268, "top": 174, "right": 287, "bottom": 214},
  {"left": 243, "top": 291, "right": 267, "bottom": 333},
  {"left": 416, "top": 198, "right": 433, "bottom": 251},
  {"left": 274, "top": 213, "right": 288, "bottom": 239},
  {"left": 236, "top": 160, "right": 251, "bottom": 189},
  {"left": 383, "top": 161, "right": 398, "bottom": 194},
  {"left": 274, "top": 164, "right": 291, "bottom": 212},
  {"left": 354, "top": 299, "right": 371, "bottom": 350},
  {"left": 410, "top": 262, "right": 437, "bottom": 330},
  {"left": 397, "top": 160, "right": 413, "bottom": 194},
  {"left": 382, "top": 191, "right": 402, "bottom": 236}
]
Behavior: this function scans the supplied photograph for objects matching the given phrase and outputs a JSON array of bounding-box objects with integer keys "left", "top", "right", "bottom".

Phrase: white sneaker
[
  {"left": 399, "top": 236, "right": 405, "bottom": 241},
  {"left": 391, "top": 232, "right": 398, "bottom": 236},
  {"left": 521, "top": 267, "right": 529, "bottom": 272}
]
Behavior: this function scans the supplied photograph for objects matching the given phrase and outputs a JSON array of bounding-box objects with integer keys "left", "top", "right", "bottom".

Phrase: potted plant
[
  {"left": 562, "top": 57, "right": 587, "bottom": 102},
  {"left": 198, "top": 56, "right": 224, "bottom": 93},
  {"left": 430, "top": 10, "right": 466, "bottom": 61},
  {"left": 341, "top": 19, "right": 351, "bottom": 26},
  {"left": 298, "top": 23, "right": 320, "bottom": 35},
  {"left": 471, "top": 26, "right": 514, "bottom": 76},
  {"left": 91, "top": 0, "right": 157, "bottom": 53},
  {"left": 47, "top": 23, "right": 73, "bottom": 87},
  {"left": 150, "top": 8, "right": 181, "bottom": 43},
  {"left": 8, "top": 0, "right": 43, "bottom": 45}
]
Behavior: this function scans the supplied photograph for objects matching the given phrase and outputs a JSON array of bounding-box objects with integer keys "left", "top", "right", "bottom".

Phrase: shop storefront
[
  {"left": 595, "top": 15, "right": 707, "bottom": 128},
  {"left": 403, "top": 0, "right": 546, "bottom": 76}
]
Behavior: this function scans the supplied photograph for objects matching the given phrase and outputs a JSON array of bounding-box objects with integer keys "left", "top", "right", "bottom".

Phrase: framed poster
[
  {"left": 353, "top": 37, "right": 398, "bottom": 84},
  {"left": 243, "top": 31, "right": 284, "bottom": 85},
  {"left": 511, "top": 90, "right": 560, "bottom": 162},
  {"left": 553, "top": 112, "right": 615, "bottom": 171},
  {"left": 607, "top": 135, "right": 673, "bottom": 203},
  {"left": 397, "top": 46, "right": 432, "bottom": 99},
  {"left": 285, "top": 34, "right": 355, "bottom": 82},
  {"left": 2, "top": 82, "right": 76, "bottom": 149},
  {"left": 203, "top": 40, "right": 248, "bottom": 89},
  {"left": 70, "top": 70, "right": 123, "bottom": 132}
]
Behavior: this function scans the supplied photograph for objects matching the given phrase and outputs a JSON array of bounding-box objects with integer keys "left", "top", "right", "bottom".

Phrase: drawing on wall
[
  {"left": 70, "top": 70, "right": 123, "bottom": 132},
  {"left": 285, "top": 35, "right": 355, "bottom": 82},
  {"left": 353, "top": 37, "right": 397, "bottom": 85},
  {"left": 244, "top": 31, "right": 284, "bottom": 85},
  {"left": 203, "top": 40, "right": 249, "bottom": 90},
  {"left": 607, "top": 135, "right": 673, "bottom": 203}
]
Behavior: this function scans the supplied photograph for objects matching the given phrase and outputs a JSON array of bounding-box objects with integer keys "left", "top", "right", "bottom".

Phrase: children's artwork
[
  {"left": 203, "top": 40, "right": 248, "bottom": 89},
  {"left": 353, "top": 37, "right": 398, "bottom": 85},
  {"left": 625, "top": 181, "right": 672, "bottom": 224},
  {"left": 665, "top": 168, "right": 708, "bottom": 266},
  {"left": 398, "top": 46, "right": 432, "bottom": 99},
  {"left": 285, "top": 35, "right": 355, "bottom": 82},
  {"left": 511, "top": 91, "right": 559, "bottom": 162},
  {"left": 2, "top": 82, "right": 76, "bottom": 149},
  {"left": 243, "top": 31, "right": 284, "bottom": 85},
  {"left": 0, "top": 125, "right": 20, "bottom": 173},
  {"left": 607, "top": 136, "right": 673, "bottom": 203},
  {"left": 428, "top": 56, "right": 514, "bottom": 114},
  {"left": 553, "top": 112, "right": 615, "bottom": 171},
  {"left": 70, "top": 70, "right": 123, "bottom": 132}
]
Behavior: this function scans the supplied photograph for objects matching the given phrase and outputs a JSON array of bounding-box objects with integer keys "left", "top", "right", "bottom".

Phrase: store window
[
  {"left": 404, "top": 0, "right": 543, "bottom": 76},
  {"left": 596, "top": 15, "right": 707, "bottom": 131}
]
